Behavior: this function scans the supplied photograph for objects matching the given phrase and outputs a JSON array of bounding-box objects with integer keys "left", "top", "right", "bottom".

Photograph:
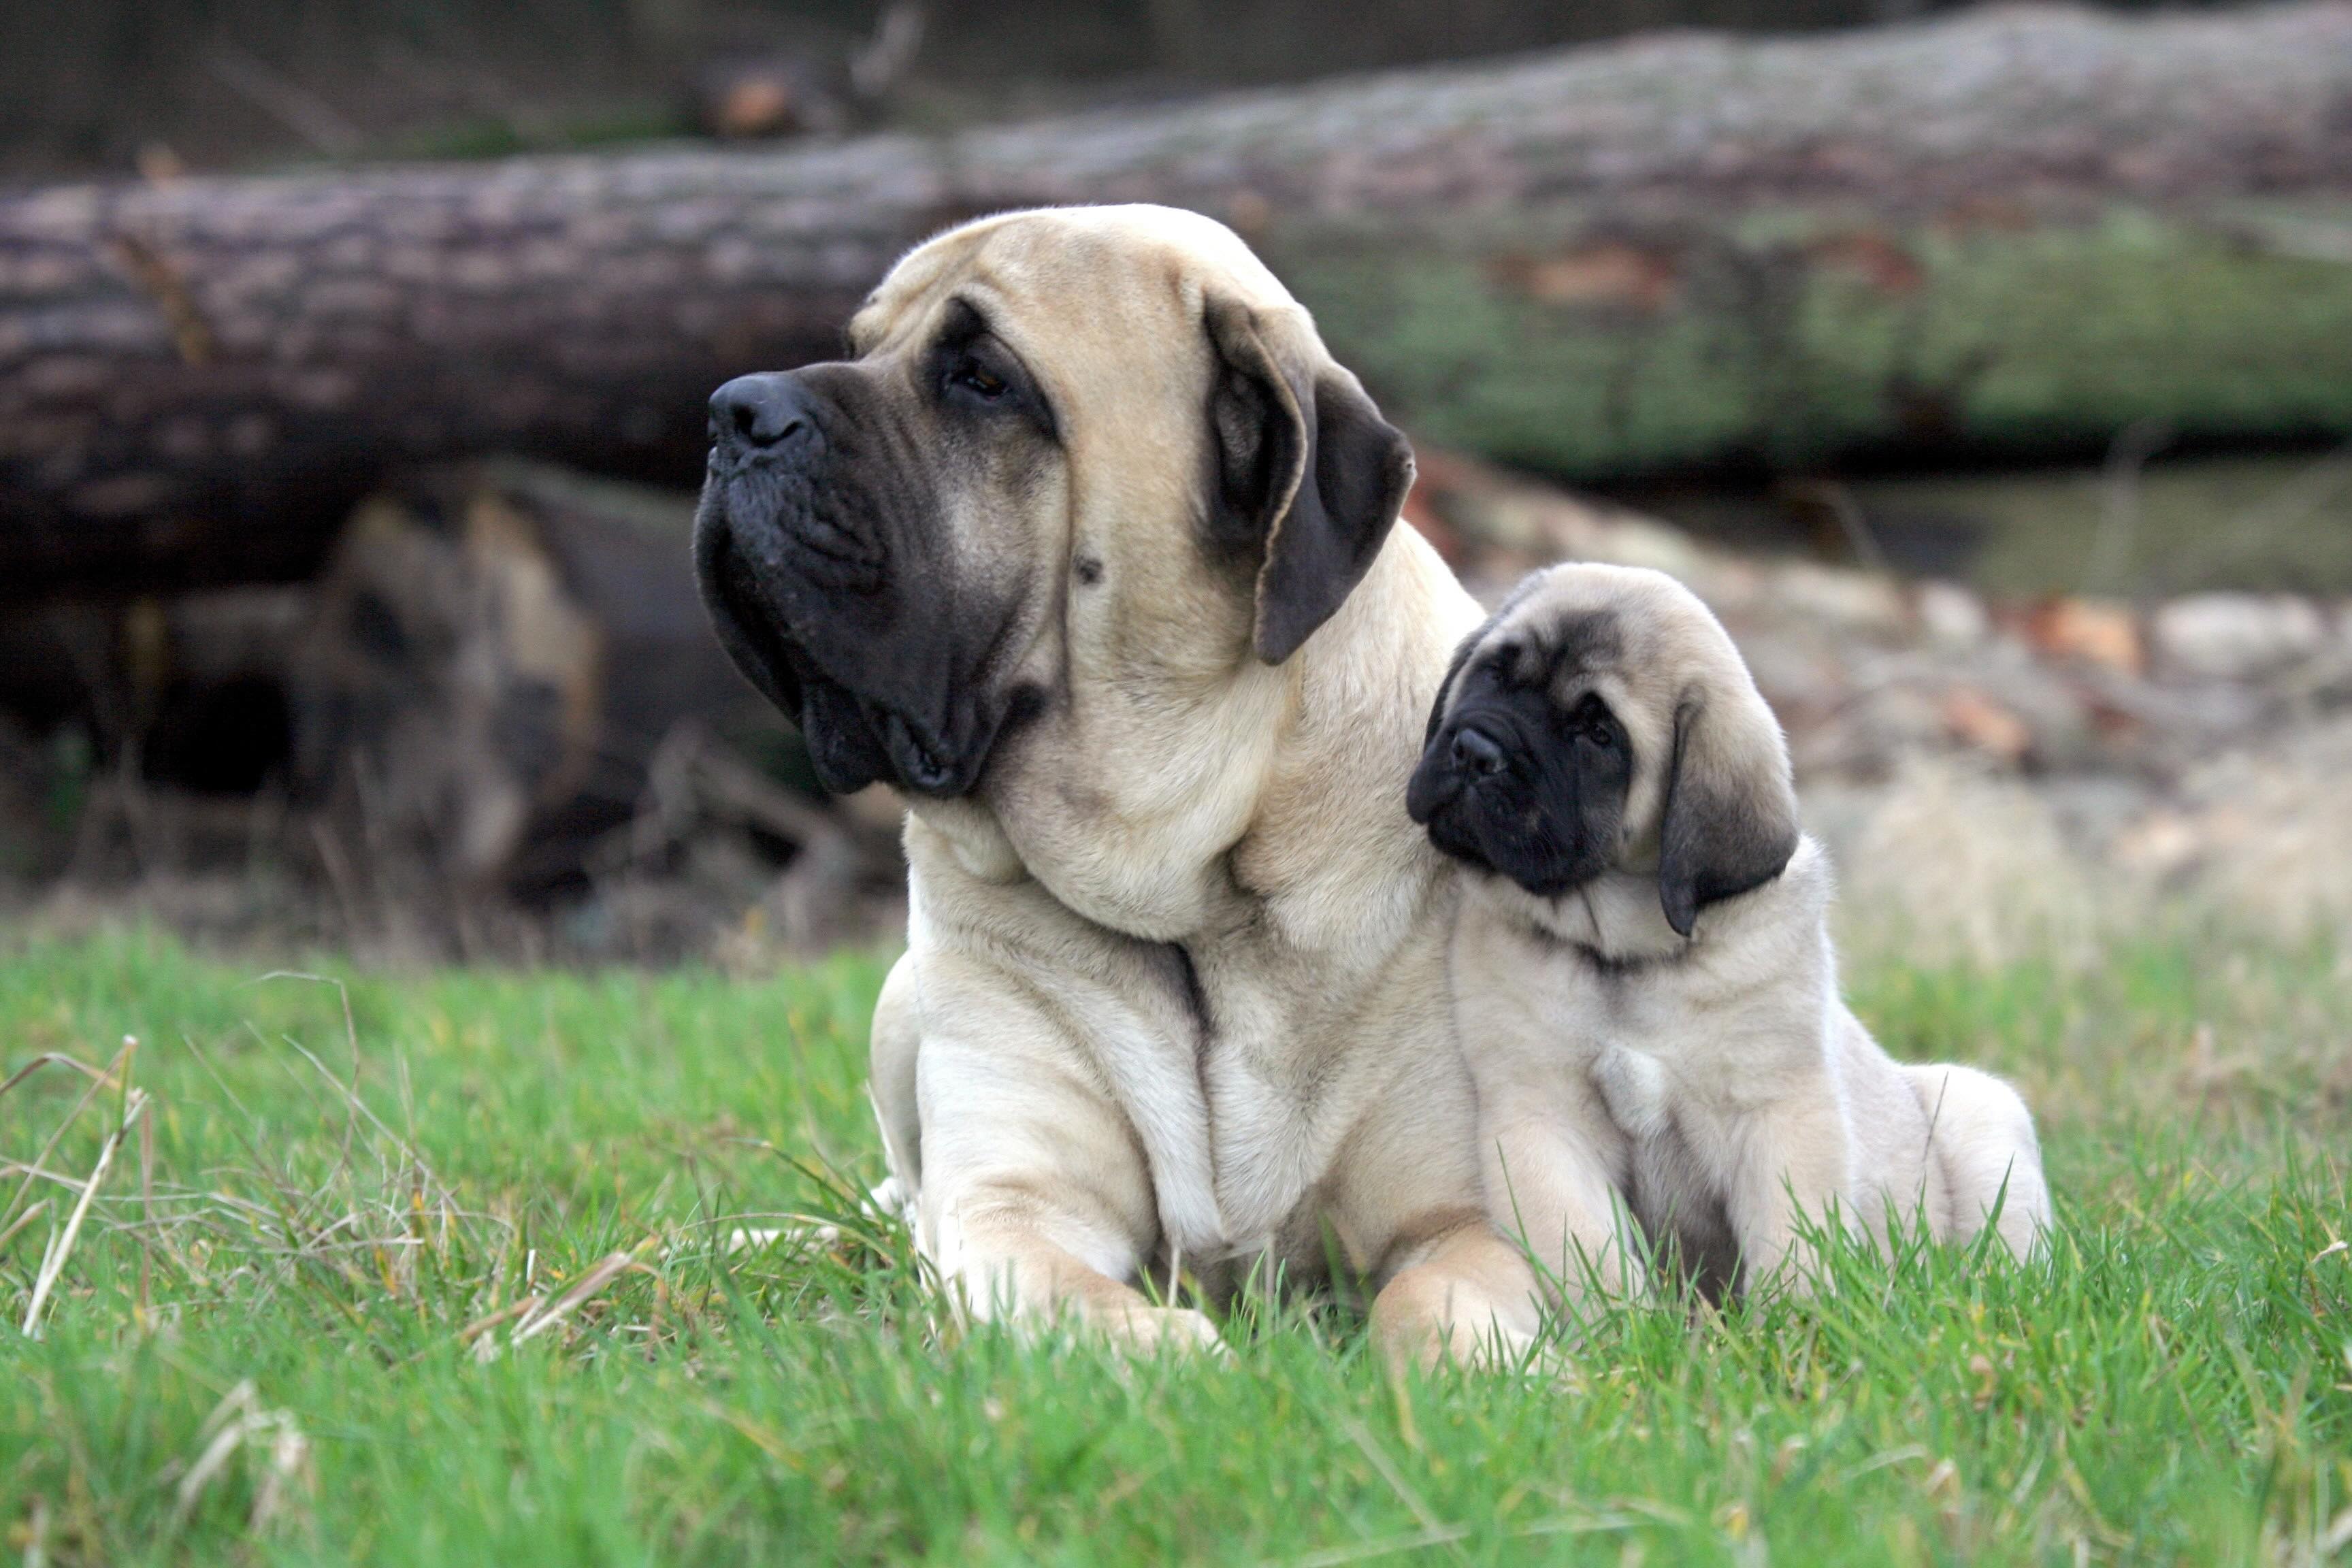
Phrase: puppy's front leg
[
  {"left": 1724, "top": 1096, "right": 1854, "bottom": 1296},
  {"left": 913, "top": 959, "right": 1221, "bottom": 1354},
  {"left": 1485, "top": 1112, "right": 1646, "bottom": 1309}
]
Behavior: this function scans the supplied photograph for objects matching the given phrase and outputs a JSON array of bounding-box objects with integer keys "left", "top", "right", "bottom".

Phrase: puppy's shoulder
[
  {"left": 1448, "top": 882, "right": 1602, "bottom": 1045},
  {"left": 1450, "top": 877, "right": 1566, "bottom": 975},
  {"left": 1703, "top": 832, "right": 1833, "bottom": 947}
]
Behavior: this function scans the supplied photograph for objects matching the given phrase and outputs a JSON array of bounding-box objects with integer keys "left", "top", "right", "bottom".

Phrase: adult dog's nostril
[
  {"left": 710, "top": 373, "right": 813, "bottom": 450},
  {"left": 1451, "top": 726, "right": 1506, "bottom": 775},
  {"left": 737, "top": 403, "right": 796, "bottom": 443}
]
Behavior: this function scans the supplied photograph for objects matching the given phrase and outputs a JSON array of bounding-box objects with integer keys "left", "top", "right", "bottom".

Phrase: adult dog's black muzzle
[{"left": 693, "top": 364, "right": 1024, "bottom": 801}]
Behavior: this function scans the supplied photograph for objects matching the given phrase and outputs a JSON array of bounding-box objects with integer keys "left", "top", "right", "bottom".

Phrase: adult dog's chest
[{"left": 1145, "top": 927, "right": 1365, "bottom": 1260}]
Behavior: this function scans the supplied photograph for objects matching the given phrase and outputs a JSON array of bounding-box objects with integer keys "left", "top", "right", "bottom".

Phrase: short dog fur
[
  {"left": 696, "top": 205, "right": 1542, "bottom": 1360},
  {"left": 1409, "top": 563, "right": 2051, "bottom": 1303}
]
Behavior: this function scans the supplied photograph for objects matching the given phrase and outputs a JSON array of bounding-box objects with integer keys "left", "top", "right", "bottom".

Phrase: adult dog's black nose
[
  {"left": 710, "top": 373, "right": 817, "bottom": 453},
  {"left": 1451, "top": 725, "right": 1506, "bottom": 776}
]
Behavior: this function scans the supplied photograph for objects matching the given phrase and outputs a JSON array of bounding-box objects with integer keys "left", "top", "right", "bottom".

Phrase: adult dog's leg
[
  {"left": 1908, "top": 1064, "right": 2051, "bottom": 1256},
  {"left": 1369, "top": 1219, "right": 1547, "bottom": 1369},
  {"left": 913, "top": 953, "right": 1222, "bottom": 1352},
  {"left": 867, "top": 952, "right": 923, "bottom": 1211},
  {"left": 1331, "top": 1024, "right": 1550, "bottom": 1368}
]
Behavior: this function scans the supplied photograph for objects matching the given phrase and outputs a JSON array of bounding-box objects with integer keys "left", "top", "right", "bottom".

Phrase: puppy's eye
[
  {"left": 1568, "top": 694, "right": 1616, "bottom": 746},
  {"left": 948, "top": 355, "right": 1008, "bottom": 400}
]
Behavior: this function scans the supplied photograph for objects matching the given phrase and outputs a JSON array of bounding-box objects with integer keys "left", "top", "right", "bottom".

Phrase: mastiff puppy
[
  {"left": 695, "top": 204, "right": 1541, "bottom": 1359},
  {"left": 1408, "top": 563, "right": 2051, "bottom": 1304}
]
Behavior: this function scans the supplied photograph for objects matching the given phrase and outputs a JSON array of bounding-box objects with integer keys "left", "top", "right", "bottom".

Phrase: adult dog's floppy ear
[
  {"left": 1656, "top": 689, "right": 1800, "bottom": 938},
  {"left": 1204, "top": 297, "right": 1415, "bottom": 664}
]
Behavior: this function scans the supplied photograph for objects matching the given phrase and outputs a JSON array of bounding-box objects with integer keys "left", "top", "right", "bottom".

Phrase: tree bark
[{"left": 9, "top": 1, "right": 2352, "bottom": 598}]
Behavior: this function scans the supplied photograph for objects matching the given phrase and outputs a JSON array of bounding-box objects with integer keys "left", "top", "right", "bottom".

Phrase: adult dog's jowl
[{"left": 695, "top": 205, "right": 1541, "bottom": 1358}]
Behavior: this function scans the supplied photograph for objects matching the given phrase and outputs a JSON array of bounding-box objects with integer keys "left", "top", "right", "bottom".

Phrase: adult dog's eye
[
  {"left": 1569, "top": 694, "right": 1616, "bottom": 746},
  {"left": 949, "top": 355, "right": 1007, "bottom": 400}
]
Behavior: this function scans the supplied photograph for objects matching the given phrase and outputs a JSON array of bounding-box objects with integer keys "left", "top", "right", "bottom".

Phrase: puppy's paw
[
  {"left": 1445, "top": 1313, "right": 1545, "bottom": 1372},
  {"left": 865, "top": 1175, "right": 912, "bottom": 1221},
  {"left": 1105, "top": 1304, "right": 1229, "bottom": 1358}
]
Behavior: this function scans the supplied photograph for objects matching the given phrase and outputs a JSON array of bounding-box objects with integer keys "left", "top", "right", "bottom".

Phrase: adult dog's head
[
  {"left": 1407, "top": 564, "right": 1799, "bottom": 938},
  {"left": 694, "top": 204, "right": 1414, "bottom": 800}
]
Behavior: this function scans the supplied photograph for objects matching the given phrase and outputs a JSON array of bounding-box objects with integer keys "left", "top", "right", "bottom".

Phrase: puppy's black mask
[
  {"left": 693, "top": 301, "right": 1050, "bottom": 798},
  {"left": 1407, "top": 647, "right": 1633, "bottom": 901},
  {"left": 1410, "top": 602, "right": 1802, "bottom": 936}
]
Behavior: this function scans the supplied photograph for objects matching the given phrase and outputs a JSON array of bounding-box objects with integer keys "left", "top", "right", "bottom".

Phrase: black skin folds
[
  {"left": 1407, "top": 652, "right": 1634, "bottom": 900},
  {"left": 692, "top": 299, "right": 1049, "bottom": 798},
  {"left": 696, "top": 284, "right": 1414, "bottom": 798}
]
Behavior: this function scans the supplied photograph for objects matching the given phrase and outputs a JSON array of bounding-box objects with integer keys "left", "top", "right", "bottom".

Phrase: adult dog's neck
[
  {"left": 906, "top": 525, "right": 1480, "bottom": 958},
  {"left": 1235, "top": 525, "right": 1484, "bottom": 962}
]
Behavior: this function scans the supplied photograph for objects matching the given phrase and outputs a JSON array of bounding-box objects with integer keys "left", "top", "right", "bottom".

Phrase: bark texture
[{"left": 9, "top": 1, "right": 2352, "bottom": 596}]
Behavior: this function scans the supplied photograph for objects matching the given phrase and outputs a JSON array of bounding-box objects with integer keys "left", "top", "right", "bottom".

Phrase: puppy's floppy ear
[
  {"left": 1656, "top": 689, "right": 1800, "bottom": 938},
  {"left": 1204, "top": 297, "right": 1416, "bottom": 665}
]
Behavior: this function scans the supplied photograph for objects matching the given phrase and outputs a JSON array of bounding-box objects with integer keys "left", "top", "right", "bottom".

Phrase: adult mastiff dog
[{"left": 694, "top": 204, "right": 1541, "bottom": 1360}]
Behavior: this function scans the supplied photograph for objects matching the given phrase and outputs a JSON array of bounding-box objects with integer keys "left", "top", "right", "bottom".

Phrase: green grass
[{"left": 1, "top": 926, "right": 2347, "bottom": 1565}]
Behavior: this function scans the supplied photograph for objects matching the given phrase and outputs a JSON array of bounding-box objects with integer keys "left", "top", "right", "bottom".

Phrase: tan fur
[
  {"left": 860, "top": 206, "right": 1540, "bottom": 1361},
  {"left": 1438, "top": 564, "right": 2052, "bottom": 1306}
]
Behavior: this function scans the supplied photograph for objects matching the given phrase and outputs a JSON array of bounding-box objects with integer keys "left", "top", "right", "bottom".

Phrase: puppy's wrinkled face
[
  {"left": 1406, "top": 607, "right": 1635, "bottom": 898},
  {"left": 1410, "top": 564, "right": 1799, "bottom": 936}
]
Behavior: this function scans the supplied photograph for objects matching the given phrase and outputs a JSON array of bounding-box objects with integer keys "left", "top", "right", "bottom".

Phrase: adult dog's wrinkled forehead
[
  {"left": 844, "top": 202, "right": 1416, "bottom": 666},
  {"left": 849, "top": 206, "right": 1298, "bottom": 386}
]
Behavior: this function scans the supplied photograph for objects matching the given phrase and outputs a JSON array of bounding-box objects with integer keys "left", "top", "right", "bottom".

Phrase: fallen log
[{"left": 9, "top": 1, "right": 2352, "bottom": 597}]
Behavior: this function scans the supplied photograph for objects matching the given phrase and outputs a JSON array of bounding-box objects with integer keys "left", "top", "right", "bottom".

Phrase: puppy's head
[
  {"left": 694, "top": 204, "right": 1413, "bottom": 800},
  {"left": 1407, "top": 564, "right": 1798, "bottom": 937}
]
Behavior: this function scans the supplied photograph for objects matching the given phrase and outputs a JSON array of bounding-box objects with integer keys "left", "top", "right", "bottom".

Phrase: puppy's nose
[
  {"left": 1451, "top": 726, "right": 1506, "bottom": 776},
  {"left": 710, "top": 373, "right": 816, "bottom": 452}
]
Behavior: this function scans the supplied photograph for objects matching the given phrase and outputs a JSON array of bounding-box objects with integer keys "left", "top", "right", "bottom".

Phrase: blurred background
[
  {"left": 5, "top": 0, "right": 2351, "bottom": 968},
  {"left": 1, "top": 0, "right": 1987, "bottom": 179}
]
